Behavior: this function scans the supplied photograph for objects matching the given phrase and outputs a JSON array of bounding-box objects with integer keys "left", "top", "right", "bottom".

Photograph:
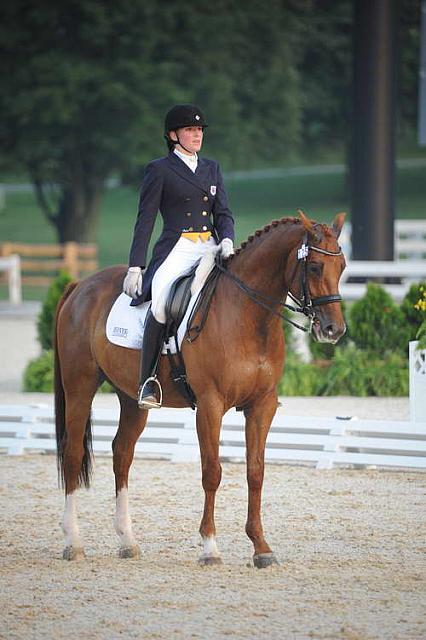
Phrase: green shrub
[
  {"left": 320, "top": 344, "right": 408, "bottom": 396},
  {"left": 278, "top": 353, "right": 324, "bottom": 396},
  {"left": 279, "top": 344, "right": 409, "bottom": 397},
  {"left": 401, "top": 282, "right": 426, "bottom": 348},
  {"left": 37, "top": 271, "right": 73, "bottom": 351},
  {"left": 321, "top": 344, "right": 371, "bottom": 396},
  {"left": 369, "top": 352, "right": 409, "bottom": 396},
  {"left": 400, "top": 282, "right": 426, "bottom": 342},
  {"left": 23, "top": 350, "right": 54, "bottom": 392},
  {"left": 309, "top": 336, "right": 335, "bottom": 361},
  {"left": 417, "top": 321, "right": 426, "bottom": 349},
  {"left": 349, "top": 283, "right": 410, "bottom": 356}
]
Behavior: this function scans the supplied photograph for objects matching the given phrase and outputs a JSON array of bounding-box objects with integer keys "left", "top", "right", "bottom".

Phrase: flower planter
[{"left": 409, "top": 341, "right": 426, "bottom": 422}]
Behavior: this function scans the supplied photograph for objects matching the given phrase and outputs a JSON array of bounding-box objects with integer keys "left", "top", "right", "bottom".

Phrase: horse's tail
[{"left": 54, "top": 282, "right": 93, "bottom": 489}]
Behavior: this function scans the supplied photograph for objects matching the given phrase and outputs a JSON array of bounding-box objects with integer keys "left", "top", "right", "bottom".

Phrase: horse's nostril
[
  {"left": 325, "top": 322, "right": 346, "bottom": 339},
  {"left": 324, "top": 322, "right": 344, "bottom": 340},
  {"left": 325, "top": 324, "right": 336, "bottom": 337}
]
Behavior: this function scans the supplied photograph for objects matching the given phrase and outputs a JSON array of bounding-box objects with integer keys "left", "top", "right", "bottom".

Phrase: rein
[
  {"left": 214, "top": 259, "right": 308, "bottom": 331},
  {"left": 215, "top": 234, "right": 343, "bottom": 333}
]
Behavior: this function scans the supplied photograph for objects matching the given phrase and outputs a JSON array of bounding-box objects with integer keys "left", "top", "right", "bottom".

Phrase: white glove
[
  {"left": 123, "top": 267, "right": 143, "bottom": 299},
  {"left": 220, "top": 238, "right": 234, "bottom": 258}
]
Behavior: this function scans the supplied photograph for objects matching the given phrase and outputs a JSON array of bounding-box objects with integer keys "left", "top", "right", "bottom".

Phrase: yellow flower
[{"left": 414, "top": 299, "right": 426, "bottom": 311}]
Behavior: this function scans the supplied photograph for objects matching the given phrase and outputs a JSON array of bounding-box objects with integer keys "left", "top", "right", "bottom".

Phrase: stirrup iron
[{"left": 138, "top": 376, "right": 163, "bottom": 409}]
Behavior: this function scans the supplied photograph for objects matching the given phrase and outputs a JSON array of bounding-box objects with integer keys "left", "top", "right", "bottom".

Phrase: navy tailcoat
[{"left": 128, "top": 151, "right": 235, "bottom": 306}]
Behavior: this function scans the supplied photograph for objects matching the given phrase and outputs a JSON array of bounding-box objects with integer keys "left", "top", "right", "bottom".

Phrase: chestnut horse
[{"left": 55, "top": 211, "right": 346, "bottom": 567}]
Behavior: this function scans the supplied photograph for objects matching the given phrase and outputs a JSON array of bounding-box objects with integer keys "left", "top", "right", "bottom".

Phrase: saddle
[
  {"left": 164, "top": 266, "right": 197, "bottom": 332},
  {"left": 163, "top": 262, "right": 221, "bottom": 409}
]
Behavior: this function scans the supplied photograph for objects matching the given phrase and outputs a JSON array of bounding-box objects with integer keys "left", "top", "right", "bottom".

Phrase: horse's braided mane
[{"left": 229, "top": 216, "right": 332, "bottom": 261}]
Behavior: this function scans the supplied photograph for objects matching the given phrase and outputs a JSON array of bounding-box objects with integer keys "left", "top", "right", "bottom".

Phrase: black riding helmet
[
  {"left": 164, "top": 104, "right": 208, "bottom": 151},
  {"left": 164, "top": 104, "right": 208, "bottom": 133}
]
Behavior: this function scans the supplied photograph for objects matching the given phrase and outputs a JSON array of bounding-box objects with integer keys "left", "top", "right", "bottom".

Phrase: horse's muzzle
[{"left": 312, "top": 319, "right": 346, "bottom": 344}]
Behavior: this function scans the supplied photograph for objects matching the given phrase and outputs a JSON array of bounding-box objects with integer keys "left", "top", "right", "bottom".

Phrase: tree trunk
[
  {"left": 31, "top": 160, "right": 104, "bottom": 243},
  {"left": 55, "top": 176, "right": 103, "bottom": 243}
]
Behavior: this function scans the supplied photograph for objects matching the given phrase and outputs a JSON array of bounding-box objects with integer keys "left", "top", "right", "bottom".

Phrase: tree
[
  {"left": 0, "top": 0, "right": 178, "bottom": 242},
  {"left": 1, "top": 0, "right": 420, "bottom": 245},
  {"left": 166, "top": 0, "right": 303, "bottom": 167},
  {"left": 289, "top": 0, "right": 353, "bottom": 154},
  {"left": 397, "top": 0, "right": 422, "bottom": 142}
]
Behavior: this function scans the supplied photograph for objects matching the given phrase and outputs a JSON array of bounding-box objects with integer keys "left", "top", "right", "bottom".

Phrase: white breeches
[{"left": 151, "top": 235, "right": 217, "bottom": 324}]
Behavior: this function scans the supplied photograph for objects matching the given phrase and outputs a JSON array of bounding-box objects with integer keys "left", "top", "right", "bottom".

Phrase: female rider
[{"left": 123, "top": 104, "right": 235, "bottom": 409}]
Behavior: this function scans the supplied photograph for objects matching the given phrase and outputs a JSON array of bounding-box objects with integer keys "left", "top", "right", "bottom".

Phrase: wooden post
[
  {"left": 63, "top": 242, "right": 79, "bottom": 278},
  {"left": 0, "top": 242, "right": 13, "bottom": 257}
]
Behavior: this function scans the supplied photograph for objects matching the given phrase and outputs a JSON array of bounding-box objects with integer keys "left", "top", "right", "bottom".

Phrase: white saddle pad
[{"left": 106, "top": 249, "right": 218, "bottom": 353}]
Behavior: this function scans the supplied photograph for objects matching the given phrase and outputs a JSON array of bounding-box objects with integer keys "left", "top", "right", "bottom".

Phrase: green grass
[{"left": 1, "top": 162, "right": 425, "bottom": 300}]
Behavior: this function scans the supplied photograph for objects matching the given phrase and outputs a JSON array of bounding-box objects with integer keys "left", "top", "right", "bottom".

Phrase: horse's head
[{"left": 287, "top": 210, "right": 346, "bottom": 344}]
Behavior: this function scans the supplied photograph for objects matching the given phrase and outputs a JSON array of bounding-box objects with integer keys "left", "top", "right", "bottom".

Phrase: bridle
[
  {"left": 214, "top": 232, "right": 343, "bottom": 333},
  {"left": 286, "top": 232, "right": 343, "bottom": 323}
]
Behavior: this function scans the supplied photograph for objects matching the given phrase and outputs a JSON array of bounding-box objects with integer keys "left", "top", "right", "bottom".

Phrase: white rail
[
  {"left": 1, "top": 404, "right": 425, "bottom": 470},
  {"left": 340, "top": 220, "right": 426, "bottom": 261},
  {"left": 340, "top": 259, "right": 426, "bottom": 301}
]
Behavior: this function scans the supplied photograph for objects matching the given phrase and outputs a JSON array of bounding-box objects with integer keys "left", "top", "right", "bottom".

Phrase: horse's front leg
[
  {"left": 196, "top": 399, "right": 224, "bottom": 566},
  {"left": 112, "top": 391, "right": 148, "bottom": 558},
  {"left": 244, "top": 392, "right": 280, "bottom": 568}
]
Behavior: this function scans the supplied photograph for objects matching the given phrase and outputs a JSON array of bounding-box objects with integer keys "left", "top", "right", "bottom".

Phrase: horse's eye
[{"left": 308, "top": 262, "right": 322, "bottom": 276}]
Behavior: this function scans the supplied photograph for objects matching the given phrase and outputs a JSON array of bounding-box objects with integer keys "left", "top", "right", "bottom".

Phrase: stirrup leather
[{"left": 137, "top": 376, "right": 163, "bottom": 409}]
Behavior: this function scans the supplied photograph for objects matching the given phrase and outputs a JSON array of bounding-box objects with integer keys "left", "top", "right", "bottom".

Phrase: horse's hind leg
[
  {"left": 244, "top": 392, "right": 279, "bottom": 568},
  {"left": 196, "top": 399, "right": 224, "bottom": 566},
  {"left": 61, "top": 377, "right": 98, "bottom": 561},
  {"left": 112, "top": 390, "right": 148, "bottom": 559}
]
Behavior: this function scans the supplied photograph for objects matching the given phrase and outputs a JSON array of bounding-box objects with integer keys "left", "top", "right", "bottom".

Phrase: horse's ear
[
  {"left": 332, "top": 212, "right": 346, "bottom": 239},
  {"left": 298, "top": 209, "right": 321, "bottom": 242}
]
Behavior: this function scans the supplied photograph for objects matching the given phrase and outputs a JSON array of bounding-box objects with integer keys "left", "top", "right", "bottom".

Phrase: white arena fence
[
  {"left": 339, "top": 220, "right": 426, "bottom": 262},
  {"left": 336, "top": 220, "right": 426, "bottom": 302},
  {"left": 1, "top": 404, "right": 426, "bottom": 471},
  {"left": 0, "top": 254, "right": 22, "bottom": 304},
  {"left": 410, "top": 341, "right": 426, "bottom": 423},
  {"left": 339, "top": 259, "right": 426, "bottom": 301}
]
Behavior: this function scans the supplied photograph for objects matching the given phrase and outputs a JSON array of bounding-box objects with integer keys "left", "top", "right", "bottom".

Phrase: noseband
[{"left": 212, "top": 232, "right": 343, "bottom": 333}]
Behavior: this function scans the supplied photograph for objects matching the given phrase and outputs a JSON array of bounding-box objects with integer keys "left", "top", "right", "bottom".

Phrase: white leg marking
[
  {"left": 62, "top": 492, "right": 83, "bottom": 548},
  {"left": 201, "top": 535, "right": 221, "bottom": 558},
  {"left": 114, "top": 488, "right": 137, "bottom": 547}
]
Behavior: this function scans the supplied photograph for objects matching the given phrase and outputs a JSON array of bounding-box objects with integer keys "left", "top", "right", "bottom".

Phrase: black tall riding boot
[{"left": 137, "top": 309, "right": 166, "bottom": 409}]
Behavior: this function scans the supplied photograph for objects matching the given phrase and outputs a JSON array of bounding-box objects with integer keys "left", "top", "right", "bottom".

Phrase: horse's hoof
[
  {"left": 119, "top": 545, "right": 141, "bottom": 559},
  {"left": 63, "top": 546, "right": 86, "bottom": 561},
  {"left": 198, "top": 554, "right": 223, "bottom": 566},
  {"left": 253, "top": 552, "right": 279, "bottom": 569}
]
